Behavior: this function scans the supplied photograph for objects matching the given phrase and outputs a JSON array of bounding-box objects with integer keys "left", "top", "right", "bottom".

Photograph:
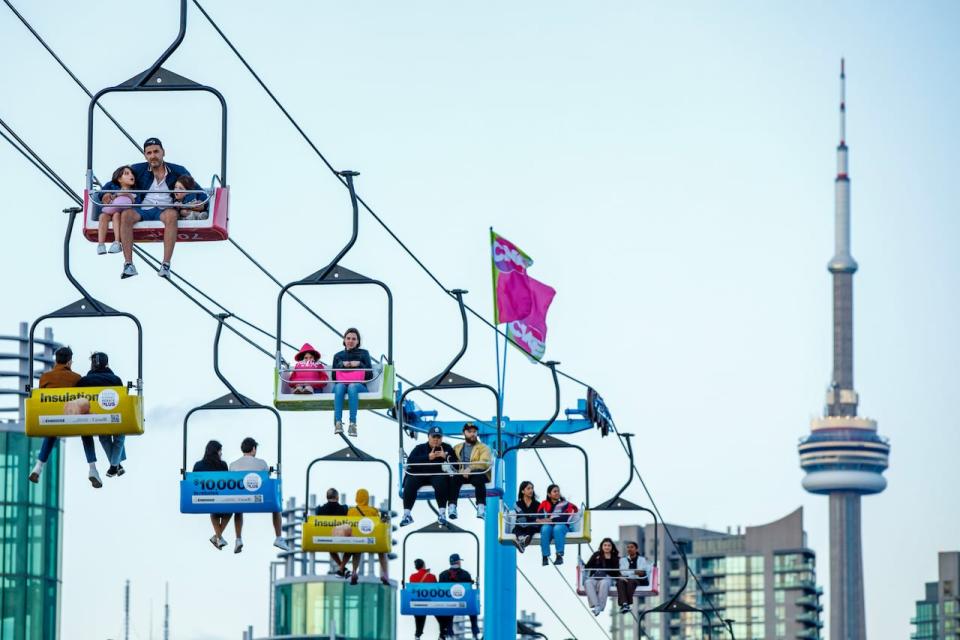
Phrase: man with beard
[{"left": 447, "top": 422, "right": 492, "bottom": 520}]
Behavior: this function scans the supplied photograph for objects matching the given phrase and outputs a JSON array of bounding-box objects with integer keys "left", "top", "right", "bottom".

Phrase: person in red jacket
[
  {"left": 537, "top": 483, "right": 579, "bottom": 566},
  {"left": 409, "top": 559, "right": 442, "bottom": 640}
]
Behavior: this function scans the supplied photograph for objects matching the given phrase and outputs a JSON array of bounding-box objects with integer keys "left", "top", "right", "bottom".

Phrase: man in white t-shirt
[{"left": 229, "top": 437, "right": 290, "bottom": 553}]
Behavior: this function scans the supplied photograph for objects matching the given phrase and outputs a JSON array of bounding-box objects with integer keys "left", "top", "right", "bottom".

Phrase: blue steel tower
[{"left": 798, "top": 59, "right": 890, "bottom": 640}]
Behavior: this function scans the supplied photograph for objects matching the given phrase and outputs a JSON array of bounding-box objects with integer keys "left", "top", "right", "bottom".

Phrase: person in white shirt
[
  {"left": 617, "top": 541, "right": 654, "bottom": 613},
  {"left": 229, "top": 437, "right": 290, "bottom": 553}
]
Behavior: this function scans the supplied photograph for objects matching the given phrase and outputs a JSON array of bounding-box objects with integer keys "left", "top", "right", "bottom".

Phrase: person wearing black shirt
[
  {"left": 437, "top": 553, "right": 479, "bottom": 640},
  {"left": 584, "top": 537, "right": 620, "bottom": 616},
  {"left": 77, "top": 352, "right": 127, "bottom": 478},
  {"left": 512, "top": 480, "right": 540, "bottom": 552},
  {"left": 314, "top": 488, "right": 350, "bottom": 576},
  {"left": 400, "top": 426, "right": 455, "bottom": 527},
  {"left": 192, "top": 439, "right": 231, "bottom": 550}
]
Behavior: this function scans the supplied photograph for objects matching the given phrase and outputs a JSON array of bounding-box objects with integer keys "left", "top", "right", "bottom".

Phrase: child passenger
[
  {"left": 173, "top": 175, "right": 209, "bottom": 220},
  {"left": 289, "top": 343, "right": 329, "bottom": 394},
  {"left": 97, "top": 165, "right": 137, "bottom": 255}
]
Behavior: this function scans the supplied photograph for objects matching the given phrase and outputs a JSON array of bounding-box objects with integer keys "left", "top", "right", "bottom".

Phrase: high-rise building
[
  {"left": 911, "top": 552, "right": 960, "bottom": 640},
  {"left": 0, "top": 323, "right": 63, "bottom": 640},
  {"left": 797, "top": 60, "right": 891, "bottom": 640},
  {"left": 610, "top": 508, "right": 823, "bottom": 640}
]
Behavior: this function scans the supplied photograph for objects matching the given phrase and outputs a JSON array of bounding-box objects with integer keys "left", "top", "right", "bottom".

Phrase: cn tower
[{"left": 798, "top": 59, "right": 890, "bottom": 640}]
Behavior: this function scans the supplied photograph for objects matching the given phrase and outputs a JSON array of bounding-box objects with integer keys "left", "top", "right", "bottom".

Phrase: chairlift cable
[
  {"left": 191, "top": 0, "right": 595, "bottom": 391},
  {"left": 551, "top": 564, "right": 614, "bottom": 640}
]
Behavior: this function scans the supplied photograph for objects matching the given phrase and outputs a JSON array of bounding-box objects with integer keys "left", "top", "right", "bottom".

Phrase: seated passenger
[
  {"left": 28, "top": 346, "right": 81, "bottom": 485},
  {"left": 345, "top": 488, "right": 390, "bottom": 586},
  {"left": 510, "top": 480, "right": 540, "bottom": 553},
  {"left": 288, "top": 343, "right": 329, "bottom": 394},
  {"left": 584, "top": 537, "right": 620, "bottom": 616},
  {"left": 400, "top": 426, "right": 455, "bottom": 528},
  {"left": 97, "top": 165, "right": 136, "bottom": 255},
  {"left": 617, "top": 540, "right": 653, "bottom": 613},
  {"left": 409, "top": 559, "right": 441, "bottom": 640},
  {"left": 537, "top": 483, "right": 579, "bottom": 566},
  {"left": 76, "top": 352, "right": 127, "bottom": 482},
  {"left": 173, "top": 175, "right": 209, "bottom": 220},
  {"left": 228, "top": 437, "right": 290, "bottom": 553},
  {"left": 192, "top": 439, "right": 231, "bottom": 550},
  {"left": 315, "top": 488, "right": 350, "bottom": 577},
  {"left": 448, "top": 422, "right": 492, "bottom": 521},
  {"left": 331, "top": 327, "right": 372, "bottom": 438},
  {"left": 437, "top": 554, "right": 479, "bottom": 640}
]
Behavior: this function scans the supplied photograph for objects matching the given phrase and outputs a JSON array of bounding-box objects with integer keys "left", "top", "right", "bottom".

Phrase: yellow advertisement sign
[
  {"left": 301, "top": 515, "right": 392, "bottom": 553},
  {"left": 25, "top": 386, "right": 144, "bottom": 437}
]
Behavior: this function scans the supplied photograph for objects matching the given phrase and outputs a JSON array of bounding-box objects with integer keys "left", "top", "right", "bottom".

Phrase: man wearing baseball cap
[
  {"left": 438, "top": 553, "right": 480, "bottom": 639},
  {"left": 228, "top": 437, "right": 290, "bottom": 553},
  {"left": 103, "top": 137, "right": 193, "bottom": 279},
  {"left": 447, "top": 422, "right": 493, "bottom": 521},
  {"left": 400, "top": 425, "right": 455, "bottom": 527}
]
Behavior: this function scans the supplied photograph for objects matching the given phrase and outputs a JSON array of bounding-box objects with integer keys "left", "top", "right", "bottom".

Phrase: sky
[{"left": 1, "top": 1, "right": 959, "bottom": 639}]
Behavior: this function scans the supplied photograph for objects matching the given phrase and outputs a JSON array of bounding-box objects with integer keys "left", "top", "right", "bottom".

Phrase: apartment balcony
[
  {"left": 796, "top": 612, "right": 824, "bottom": 627},
  {"left": 796, "top": 629, "right": 819, "bottom": 640}
]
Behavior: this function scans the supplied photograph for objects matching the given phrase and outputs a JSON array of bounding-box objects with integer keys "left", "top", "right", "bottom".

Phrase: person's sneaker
[
  {"left": 554, "top": 554, "right": 564, "bottom": 566},
  {"left": 399, "top": 514, "right": 414, "bottom": 527},
  {"left": 116, "top": 464, "right": 125, "bottom": 477},
  {"left": 380, "top": 576, "right": 390, "bottom": 585},
  {"left": 157, "top": 262, "right": 171, "bottom": 278},
  {"left": 88, "top": 469, "right": 103, "bottom": 488},
  {"left": 106, "top": 465, "right": 118, "bottom": 477},
  {"left": 620, "top": 604, "right": 632, "bottom": 614},
  {"left": 593, "top": 606, "right": 602, "bottom": 617},
  {"left": 210, "top": 535, "right": 222, "bottom": 550},
  {"left": 513, "top": 538, "right": 525, "bottom": 553},
  {"left": 447, "top": 505, "right": 458, "bottom": 520},
  {"left": 274, "top": 537, "right": 291, "bottom": 551},
  {"left": 121, "top": 263, "right": 138, "bottom": 279},
  {"left": 523, "top": 534, "right": 534, "bottom": 548},
  {"left": 108, "top": 241, "right": 122, "bottom": 254},
  {"left": 350, "top": 574, "right": 358, "bottom": 586},
  {"left": 234, "top": 538, "right": 244, "bottom": 554},
  {"left": 97, "top": 243, "right": 107, "bottom": 255},
  {"left": 542, "top": 556, "right": 550, "bottom": 566},
  {"left": 217, "top": 536, "right": 228, "bottom": 549},
  {"left": 476, "top": 504, "right": 486, "bottom": 520},
  {"left": 348, "top": 422, "right": 358, "bottom": 437},
  {"left": 437, "top": 512, "right": 448, "bottom": 526},
  {"left": 28, "top": 471, "right": 40, "bottom": 484},
  {"left": 334, "top": 421, "right": 344, "bottom": 435}
]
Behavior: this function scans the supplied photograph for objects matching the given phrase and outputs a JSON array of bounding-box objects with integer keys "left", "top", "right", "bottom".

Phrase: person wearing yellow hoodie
[
  {"left": 448, "top": 423, "right": 492, "bottom": 520},
  {"left": 346, "top": 488, "right": 390, "bottom": 586}
]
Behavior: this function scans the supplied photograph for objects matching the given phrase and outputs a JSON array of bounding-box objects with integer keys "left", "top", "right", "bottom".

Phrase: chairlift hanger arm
[
  {"left": 500, "top": 360, "right": 561, "bottom": 458},
  {"left": 131, "top": 0, "right": 187, "bottom": 88},
  {"left": 304, "top": 437, "right": 393, "bottom": 516},
  {"left": 400, "top": 521, "right": 481, "bottom": 588}
]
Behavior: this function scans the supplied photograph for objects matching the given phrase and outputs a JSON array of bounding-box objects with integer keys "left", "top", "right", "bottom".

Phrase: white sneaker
[
  {"left": 234, "top": 538, "right": 244, "bottom": 554},
  {"left": 121, "top": 263, "right": 138, "bottom": 279},
  {"left": 108, "top": 241, "right": 122, "bottom": 253},
  {"left": 88, "top": 469, "right": 103, "bottom": 488},
  {"left": 218, "top": 536, "right": 228, "bottom": 549},
  {"left": 334, "top": 421, "right": 344, "bottom": 435},
  {"left": 274, "top": 537, "right": 291, "bottom": 551},
  {"left": 476, "top": 504, "right": 486, "bottom": 519},
  {"left": 447, "top": 505, "right": 458, "bottom": 520},
  {"left": 157, "top": 262, "right": 171, "bottom": 278},
  {"left": 97, "top": 243, "right": 107, "bottom": 255},
  {"left": 348, "top": 422, "right": 358, "bottom": 437},
  {"left": 210, "top": 535, "right": 222, "bottom": 550}
]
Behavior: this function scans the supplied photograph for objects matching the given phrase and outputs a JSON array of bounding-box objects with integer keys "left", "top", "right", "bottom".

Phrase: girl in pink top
[
  {"left": 288, "top": 343, "right": 329, "bottom": 394},
  {"left": 97, "top": 165, "right": 136, "bottom": 255}
]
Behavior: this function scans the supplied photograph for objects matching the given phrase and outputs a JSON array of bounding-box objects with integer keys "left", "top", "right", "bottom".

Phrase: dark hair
[
  {"left": 599, "top": 537, "right": 619, "bottom": 556},
  {"left": 326, "top": 488, "right": 339, "bottom": 501},
  {"left": 90, "top": 352, "right": 109, "bottom": 370},
  {"left": 462, "top": 422, "right": 478, "bottom": 432},
  {"left": 625, "top": 540, "right": 639, "bottom": 550},
  {"left": 343, "top": 327, "right": 361, "bottom": 348},
  {"left": 545, "top": 483, "right": 564, "bottom": 502},
  {"left": 202, "top": 440, "right": 222, "bottom": 466},
  {"left": 175, "top": 174, "right": 197, "bottom": 190},
  {"left": 517, "top": 480, "right": 538, "bottom": 502},
  {"left": 111, "top": 165, "right": 134, "bottom": 185},
  {"left": 240, "top": 437, "right": 258, "bottom": 453},
  {"left": 414, "top": 559, "right": 426, "bottom": 570},
  {"left": 54, "top": 346, "right": 73, "bottom": 365}
]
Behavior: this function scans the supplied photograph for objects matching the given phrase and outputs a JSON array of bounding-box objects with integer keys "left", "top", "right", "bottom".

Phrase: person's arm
[
  {"left": 360, "top": 350, "right": 373, "bottom": 380},
  {"left": 472, "top": 443, "right": 492, "bottom": 473},
  {"left": 407, "top": 444, "right": 430, "bottom": 466}
]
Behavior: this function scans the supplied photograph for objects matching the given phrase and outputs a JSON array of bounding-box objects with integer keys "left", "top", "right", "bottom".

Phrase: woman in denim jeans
[
  {"left": 331, "top": 327, "right": 372, "bottom": 438},
  {"left": 537, "top": 483, "right": 579, "bottom": 566}
]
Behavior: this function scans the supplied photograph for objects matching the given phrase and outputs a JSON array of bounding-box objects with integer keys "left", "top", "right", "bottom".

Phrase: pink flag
[{"left": 491, "top": 230, "right": 556, "bottom": 360}]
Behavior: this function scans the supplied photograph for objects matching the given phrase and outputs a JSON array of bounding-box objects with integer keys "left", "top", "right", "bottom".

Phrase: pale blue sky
[{"left": 1, "top": 2, "right": 958, "bottom": 639}]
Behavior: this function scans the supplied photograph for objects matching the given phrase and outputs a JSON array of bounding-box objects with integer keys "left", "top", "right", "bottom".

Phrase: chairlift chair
[{"left": 400, "top": 521, "right": 482, "bottom": 617}]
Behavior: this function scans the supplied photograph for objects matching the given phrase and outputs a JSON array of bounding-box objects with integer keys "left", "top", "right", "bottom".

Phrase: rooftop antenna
[
  {"left": 124, "top": 580, "right": 130, "bottom": 640},
  {"left": 163, "top": 582, "right": 170, "bottom": 640}
]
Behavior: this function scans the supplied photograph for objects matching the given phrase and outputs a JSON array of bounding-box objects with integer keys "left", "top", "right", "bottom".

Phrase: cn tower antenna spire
[{"left": 840, "top": 58, "right": 846, "bottom": 145}]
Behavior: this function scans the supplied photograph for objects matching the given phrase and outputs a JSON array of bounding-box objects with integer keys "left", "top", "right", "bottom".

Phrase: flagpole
[{"left": 490, "top": 227, "right": 503, "bottom": 413}]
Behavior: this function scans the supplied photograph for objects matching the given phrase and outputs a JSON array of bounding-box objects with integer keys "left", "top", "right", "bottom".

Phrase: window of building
[
  {"left": 776, "top": 622, "right": 786, "bottom": 638},
  {"left": 751, "top": 590, "right": 764, "bottom": 607},
  {"left": 750, "top": 573, "right": 764, "bottom": 589},
  {"left": 775, "top": 605, "right": 785, "bottom": 620},
  {"left": 775, "top": 590, "right": 785, "bottom": 604},
  {"left": 748, "top": 555, "right": 765, "bottom": 573},
  {"left": 727, "top": 556, "right": 747, "bottom": 574}
]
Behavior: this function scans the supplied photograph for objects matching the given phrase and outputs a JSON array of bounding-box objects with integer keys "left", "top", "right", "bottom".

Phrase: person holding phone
[{"left": 400, "top": 426, "right": 455, "bottom": 527}]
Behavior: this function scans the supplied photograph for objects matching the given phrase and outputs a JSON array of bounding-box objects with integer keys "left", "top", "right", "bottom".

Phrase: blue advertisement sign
[
  {"left": 400, "top": 582, "right": 481, "bottom": 616},
  {"left": 179, "top": 471, "right": 282, "bottom": 514}
]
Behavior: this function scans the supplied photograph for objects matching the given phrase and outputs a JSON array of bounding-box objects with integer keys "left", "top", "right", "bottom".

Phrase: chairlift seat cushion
[
  {"left": 400, "top": 582, "right": 481, "bottom": 616},
  {"left": 179, "top": 471, "right": 281, "bottom": 514},
  {"left": 274, "top": 363, "right": 395, "bottom": 411},
  {"left": 24, "top": 386, "right": 144, "bottom": 437},
  {"left": 301, "top": 514, "right": 392, "bottom": 553}
]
